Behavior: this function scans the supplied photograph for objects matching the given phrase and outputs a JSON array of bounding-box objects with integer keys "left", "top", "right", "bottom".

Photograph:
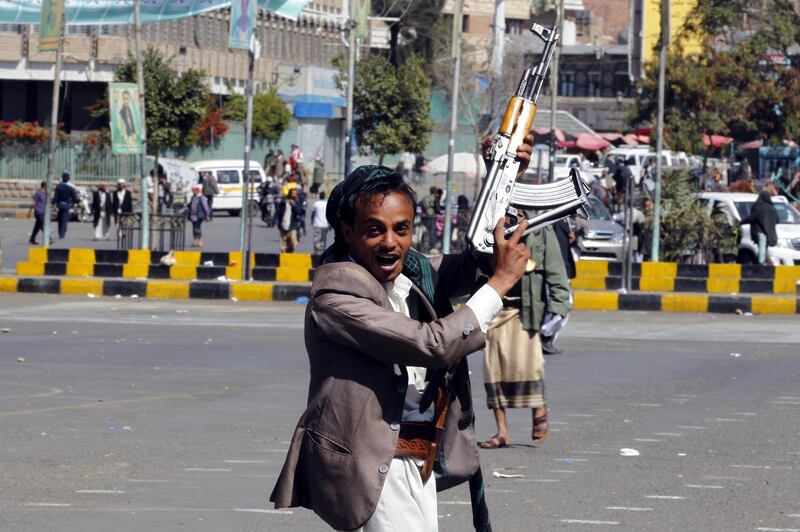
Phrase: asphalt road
[{"left": 0, "top": 294, "right": 799, "bottom": 532}]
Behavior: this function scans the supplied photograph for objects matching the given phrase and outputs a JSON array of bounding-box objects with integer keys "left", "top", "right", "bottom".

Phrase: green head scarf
[{"left": 321, "top": 164, "right": 435, "bottom": 302}]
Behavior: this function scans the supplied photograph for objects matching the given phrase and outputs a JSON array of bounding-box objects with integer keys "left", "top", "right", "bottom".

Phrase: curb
[
  {"left": 0, "top": 276, "right": 310, "bottom": 302},
  {"left": 572, "top": 291, "right": 800, "bottom": 315},
  {"left": 2, "top": 276, "right": 799, "bottom": 314}
]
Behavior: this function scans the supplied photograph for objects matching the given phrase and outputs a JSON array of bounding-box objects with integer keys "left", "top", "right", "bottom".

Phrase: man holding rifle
[{"left": 270, "top": 137, "right": 536, "bottom": 531}]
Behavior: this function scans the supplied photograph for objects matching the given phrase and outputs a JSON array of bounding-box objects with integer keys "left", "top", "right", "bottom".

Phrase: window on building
[
  {"left": 575, "top": 10, "right": 591, "bottom": 37},
  {"left": 506, "top": 18, "right": 527, "bottom": 35},
  {"left": 560, "top": 71, "right": 575, "bottom": 97},
  {"left": 0, "top": 24, "right": 21, "bottom": 34},
  {"left": 587, "top": 71, "right": 601, "bottom": 97},
  {"left": 613, "top": 72, "right": 632, "bottom": 97}
]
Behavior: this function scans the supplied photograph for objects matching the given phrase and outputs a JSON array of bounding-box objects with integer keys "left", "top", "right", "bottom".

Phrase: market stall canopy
[
  {"left": 703, "top": 134, "right": 734, "bottom": 148},
  {"left": 532, "top": 127, "right": 568, "bottom": 144},
  {"left": 573, "top": 133, "right": 611, "bottom": 151},
  {"left": 426, "top": 152, "right": 486, "bottom": 177},
  {"left": 0, "top": 0, "right": 310, "bottom": 24},
  {"left": 738, "top": 139, "right": 764, "bottom": 150}
]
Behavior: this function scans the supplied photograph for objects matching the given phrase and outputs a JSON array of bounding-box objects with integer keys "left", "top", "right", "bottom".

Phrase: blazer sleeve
[
  {"left": 310, "top": 268, "right": 486, "bottom": 368},
  {"left": 543, "top": 227, "right": 571, "bottom": 317}
]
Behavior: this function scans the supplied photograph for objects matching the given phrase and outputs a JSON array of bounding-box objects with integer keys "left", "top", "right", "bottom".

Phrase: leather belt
[{"left": 395, "top": 421, "right": 436, "bottom": 461}]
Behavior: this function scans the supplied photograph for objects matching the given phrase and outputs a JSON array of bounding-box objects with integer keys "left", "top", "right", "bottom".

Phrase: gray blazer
[{"left": 270, "top": 253, "right": 487, "bottom": 531}]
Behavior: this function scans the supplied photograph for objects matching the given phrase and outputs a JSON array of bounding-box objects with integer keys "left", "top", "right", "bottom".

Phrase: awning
[
  {"left": 574, "top": 133, "right": 611, "bottom": 151},
  {"left": 703, "top": 134, "right": 734, "bottom": 148},
  {"left": 0, "top": 0, "right": 310, "bottom": 25}
]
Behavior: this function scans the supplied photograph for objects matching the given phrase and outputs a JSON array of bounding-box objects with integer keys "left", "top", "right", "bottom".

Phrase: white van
[
  {"left": 189, "top": 160, "right": 268, "bottom": 217},
  {"left": 601, "top": 147, "right": 693, "bottom": 184},
  {"left": 698, "top": 192, "right": 800, "bottom": 265}
]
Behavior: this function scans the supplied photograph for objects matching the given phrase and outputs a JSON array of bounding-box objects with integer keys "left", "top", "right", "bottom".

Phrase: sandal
[
  {"left": 533, "top": 408, "right": 549, "bottom": 442},
  {"left": 478, "top": 435, "right": 509, "bottom": 449}
]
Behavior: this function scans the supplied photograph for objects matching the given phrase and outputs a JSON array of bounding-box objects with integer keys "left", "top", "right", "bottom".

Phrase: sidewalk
[{"left": 0, "top": 215, "right": 317, "bottom": 273}]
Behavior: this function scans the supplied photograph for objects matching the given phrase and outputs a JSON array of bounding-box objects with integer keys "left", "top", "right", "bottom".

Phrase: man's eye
[
  {"left": 395, "top": 225, "right": 409, "bottom": 235},
  {"left": 367, "top": 226, "right": 382, "bottom": 236}
]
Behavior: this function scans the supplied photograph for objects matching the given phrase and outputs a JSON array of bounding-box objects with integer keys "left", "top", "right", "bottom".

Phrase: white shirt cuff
[{"left": 465, "top": 284, "right": 503, "bottom": 333}]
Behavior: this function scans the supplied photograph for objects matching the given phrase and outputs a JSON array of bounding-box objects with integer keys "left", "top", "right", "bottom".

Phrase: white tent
[{"left": 426, "top": 152, "right": 486, "bottom": 178}]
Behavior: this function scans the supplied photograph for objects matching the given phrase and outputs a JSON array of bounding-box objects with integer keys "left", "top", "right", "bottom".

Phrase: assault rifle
[{"left": 466, "top": 23, "right": 590, "bottom": 254}]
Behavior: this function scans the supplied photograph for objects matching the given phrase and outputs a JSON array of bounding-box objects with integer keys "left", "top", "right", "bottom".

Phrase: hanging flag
[
  {"left": 109, "top": 83, "right": 144, "bottom": 156},
  {"left": 39, "top": 0, "right": 64, "bottom": 52},
  {"left": 229, "top": 0, "right": 257, "bottom": 50},
  {"left": 354, "top": 0, "right": 370, "bottom": 40},
  {"left": 0, "top": 1, "right": 310, "bottom": 25}
]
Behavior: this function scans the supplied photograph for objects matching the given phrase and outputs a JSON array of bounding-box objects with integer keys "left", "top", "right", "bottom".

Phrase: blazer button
[
  {"left": 378, "top": 463, "right": 390, "bottom": 475},
  {"left": 390, "top": 422, "right": 400, "bottom": 431},
  {"left": 462, "top": 324, "right": 475, "bottom": 336}
]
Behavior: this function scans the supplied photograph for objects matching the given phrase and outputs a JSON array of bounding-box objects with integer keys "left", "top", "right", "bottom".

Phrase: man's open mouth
[{"left": 375, "top": 254, "right": 400, "bottom": 269}]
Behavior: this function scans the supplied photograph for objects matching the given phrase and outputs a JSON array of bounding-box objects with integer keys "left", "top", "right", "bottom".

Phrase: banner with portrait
[
  {"left": 109, "top": 83, "right": 143, "bottom": 156},
  {"left": 229, "top": 0, "right": 256, "bottom": 50},
  {"left": 39, "top": 0, "right": 64, "bottom": 52}
]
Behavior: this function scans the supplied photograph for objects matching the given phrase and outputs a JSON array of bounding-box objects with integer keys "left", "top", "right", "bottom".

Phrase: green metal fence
[{"left": 0, "top": 144, "right": 138, "bottom": 182}]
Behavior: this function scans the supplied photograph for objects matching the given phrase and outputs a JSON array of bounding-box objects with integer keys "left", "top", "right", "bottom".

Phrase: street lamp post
[
  {"left": 442, "top": 0, "right": 464, "bottom": 255},
  {"left": 651, "top": 0, "right": 669, "bottom": 262},
  {"left": 43, "top": 6, "right": 65, "bottom": 248}
]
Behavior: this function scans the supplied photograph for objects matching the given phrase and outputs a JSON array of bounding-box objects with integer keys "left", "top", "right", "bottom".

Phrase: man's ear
[{"left": 340, "top": 221, "right": 354, "bottom": 248}]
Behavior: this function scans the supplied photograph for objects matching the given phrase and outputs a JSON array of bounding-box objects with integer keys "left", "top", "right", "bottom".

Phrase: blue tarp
[{"left": 293, "top": 102, "right": 336, "bottom": 119}]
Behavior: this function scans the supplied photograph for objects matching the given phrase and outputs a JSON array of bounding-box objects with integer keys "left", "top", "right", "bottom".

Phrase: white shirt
[
  {"left": 98, "top": 191, "right": 107, "bottom": 209},
  {"left": 311, "top": 199, "right": 329, "bottom": 229},
  {"left": 382, "top": 273, "right": 502, "bottom": 422}
]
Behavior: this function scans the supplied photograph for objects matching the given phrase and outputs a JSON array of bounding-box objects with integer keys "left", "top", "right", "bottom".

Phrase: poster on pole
[
  {"left": 229, "top": 0, "right": 257, "bottom": 50},
  {"left": 39, "top": 0, "right": 64, "bottom": 52},
  {"left": 109, "top": 83, "right": 144, "bottom": 155},
  {"left": 354, "top": 0, "right": 370, "bottom": 40}
]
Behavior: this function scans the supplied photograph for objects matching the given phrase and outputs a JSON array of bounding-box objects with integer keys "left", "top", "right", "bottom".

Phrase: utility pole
[
  {"left": 442, "top": 0, "right": 464, "bottom": 255},
  {"left": 651, "top": 0, "right": 669, "bottom": 262},
  {"left": 343, "top": 3, "right": 356, "bottom": 178},
  {"left": 240, "top": 37, "right": 256, "bottom": 280},
  {"left": 43, "top": 5, "right": 65, "bottom": 248},
  {"left": 134, "top": 0, "right": 150, "bottom": 249},
  {"left": 548, "top": 0, "right": 564, "bottom": 183}
]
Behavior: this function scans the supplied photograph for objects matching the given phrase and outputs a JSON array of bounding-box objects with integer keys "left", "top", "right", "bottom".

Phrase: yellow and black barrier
[
  {"left": 16, "top": 248, "right": 316, "bottom": 283},
  {"left": 1, "top": 275, "right": 798, "bottom": 314},
  {"left": 572, "top": 261, "right": 800, "bottom": 295},
  {"left": 0, "top": 276, "right": 309, "bottom": 302}
]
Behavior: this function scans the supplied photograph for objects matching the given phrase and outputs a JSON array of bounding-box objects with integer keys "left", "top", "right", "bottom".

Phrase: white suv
[{"left": 698, "top": 192, "right": 800, "bottom": 265}]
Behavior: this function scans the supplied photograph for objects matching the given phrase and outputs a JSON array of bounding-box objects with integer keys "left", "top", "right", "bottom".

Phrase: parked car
[
  {"left": 599, "top": 147, "right": 693, "bottom": 184},
  {"left": 698, "top": 192, "right": 800, "bottom": 265},
  {"left": 574, "top": 196, "right": 624, "bottom": 261},
  {"left": 188, "top": 160, "right": 267, "bottom": 217}
]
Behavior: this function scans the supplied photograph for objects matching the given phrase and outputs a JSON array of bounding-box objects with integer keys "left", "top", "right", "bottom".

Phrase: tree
[
  {"left": 112, "top": 47, "right": 209, "bottom": 155},
  {"left": 222, "top": 87, "right": 290, "bottom": 144},
  {"left": 646, "top": 168, "right": 734, "bottom": 262},
  {"left": 629, "top": 0, "right": 800, "bottom": 152},
  {"left": 370, "top": 0, "right": 448, "bottom": 68},
  {"left": 335, "top": 53, "right": 433, "bottom": 165}
]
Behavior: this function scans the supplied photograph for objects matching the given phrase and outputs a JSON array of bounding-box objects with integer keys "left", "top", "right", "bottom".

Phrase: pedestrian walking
[
  {"left": 157, "top": 174, "right": 173, "bottom": 214},
  {"left": 276, "top": 186, "right": 303, "bottom": 253},
  {"left": 112, "top": 178, "right": 133, "bottom": 228},
  {"left": 541, "top": 218, "right": 575, "bottom": 355},
  {"left": 310, "top": 191, "right": 329, "bottom": 254},
  {"left": 479, "top": 224, "right": 571, "bottom": 449},
  {"left": 52, "top": 171, "right": 78, "bottom": 239},
  {"left": 419, "top": 186, "right": 440, "bottom": 252},
  {"left": 270, "top": 158, "right": 533, "bottom": 531},
  {"left": 413, "top": 153, "right": 425, "bottom": 184},
  {"left": 187, "top": 184, "right": 211, "bottom": 248},
  {"left": 264, "top": 148, "right": 276, "bottom": 180},
  {"left": 199, "top": 170, "right": 219, "bottom": 220},
  {"left": 741, "top": 190, "right": 779, "bottom": 264},
  {"left": 91, "top": 183, "right": 114, "bottom": 240},
  {"left": 28, "top": 181, "right": 47, "bottom": 245},
  {"left": 274, "top": 149, "right": 286, "bottom": 181}
]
